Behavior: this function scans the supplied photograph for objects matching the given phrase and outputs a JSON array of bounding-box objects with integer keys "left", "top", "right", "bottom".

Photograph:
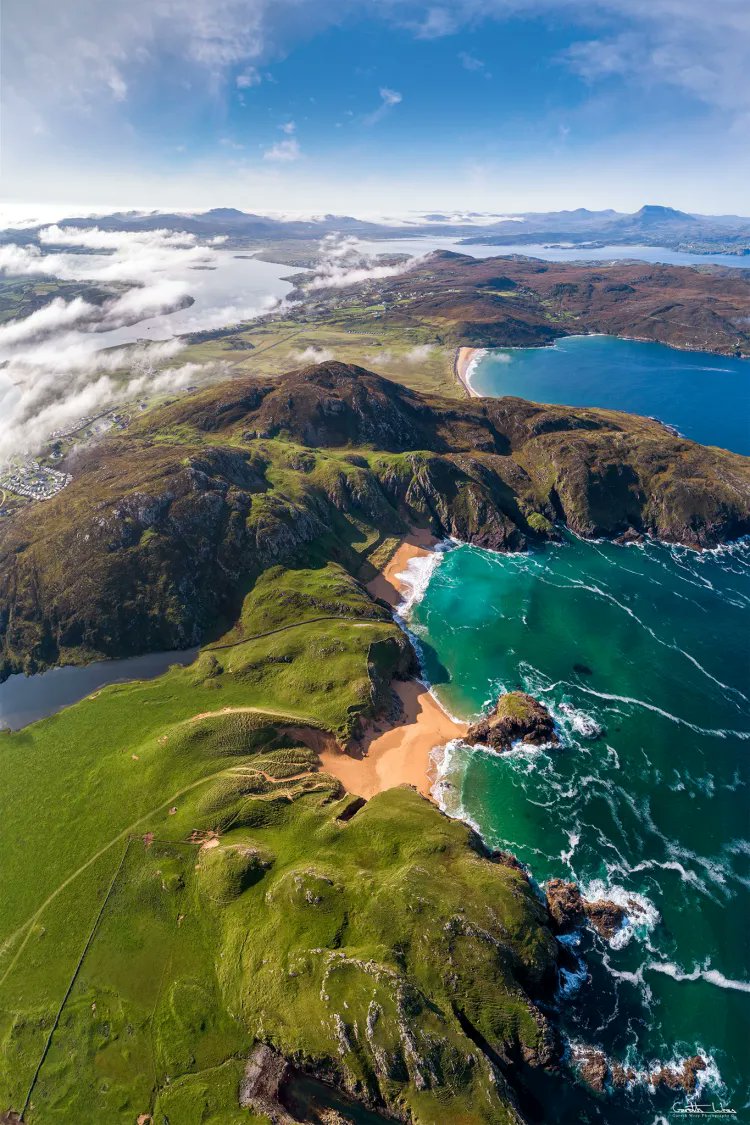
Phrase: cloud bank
[
  {"left": 0, "top": 226, "right": 237, "bottom": 462},
  {"left": 302, "top": 233, "right": 423, "bottom": 291}
]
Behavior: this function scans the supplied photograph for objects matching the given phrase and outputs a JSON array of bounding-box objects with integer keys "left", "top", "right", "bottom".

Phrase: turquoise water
[
  {"left": 405, "top": 534, "right": 750, "bottom": 1119},
  {"left": 470, "top": 336, "right": 750, "bottom": 455}
]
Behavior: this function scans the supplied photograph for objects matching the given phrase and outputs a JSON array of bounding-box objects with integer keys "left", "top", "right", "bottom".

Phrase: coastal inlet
[{"left": 402, "top": 532, "right": 750, "bottom": 1114}]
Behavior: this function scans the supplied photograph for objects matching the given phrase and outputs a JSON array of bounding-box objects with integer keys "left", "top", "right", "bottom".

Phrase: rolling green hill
[{"left": 0, "top": 564, "right": 556, "bottom": 1124}]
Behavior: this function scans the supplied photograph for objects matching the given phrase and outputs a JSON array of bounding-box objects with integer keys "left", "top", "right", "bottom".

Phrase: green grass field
[
  {"left": 177, "top": 311, "right": 461, "bottom": 399},
  {"left": 0, "top": 560, "right": 557, "bottom": 1123}
]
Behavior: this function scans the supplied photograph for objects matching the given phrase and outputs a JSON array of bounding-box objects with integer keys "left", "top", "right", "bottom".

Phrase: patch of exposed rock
[
  {"left": 239, "top": 1044, "right": 295, "bottom": 1123},
  {"left": 650, "top": 1055, "right": 707, "bottom": 1094},
  {"left": 583, "top": 898, "right": 626, "bottom": 941},
  {"left": 465, "top": 691, "right": 558, "bottom": 752},
  {"left": 545, "top": 880, "right": 626, "bottom": 941},
  {"left": 545, "top": 879, "right": 585, "bottom": 933},
  {"left": 573, "top": 1044, "right": 706, "bottom": 1096}
]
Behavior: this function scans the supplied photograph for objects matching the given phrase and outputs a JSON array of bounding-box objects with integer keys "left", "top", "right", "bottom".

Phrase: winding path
[{"left": 0, "top": 703, "right": 321, "bottom": 988}]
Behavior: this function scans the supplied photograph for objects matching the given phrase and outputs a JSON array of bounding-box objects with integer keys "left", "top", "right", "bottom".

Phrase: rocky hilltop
[
  {"left": 0, "top": 360, "right": 748, "bottom": 678},
  {"left": 311, "top": 251, "right": 750, "bottom": 356}
]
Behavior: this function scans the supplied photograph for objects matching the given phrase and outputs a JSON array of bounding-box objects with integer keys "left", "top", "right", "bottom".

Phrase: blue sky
[{"left": 4, "top": 0, "right": 749, "bottom": 215}]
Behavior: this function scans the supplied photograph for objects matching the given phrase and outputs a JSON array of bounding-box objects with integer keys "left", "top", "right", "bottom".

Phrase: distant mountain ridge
[{"left": 3, "top": 204, "right": 749, "bottom": 256}]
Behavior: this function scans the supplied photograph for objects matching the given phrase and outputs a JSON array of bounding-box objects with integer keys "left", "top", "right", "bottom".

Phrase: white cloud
[
  {"left": 263, "top": 137, "right": 301, "bottom": 161},
  {"left": 38, "top": 224, "right": 198, "bottom": 250},
  {"left": 403, "top": 343, "right": 435, "bottom": 362},
  {"left": 281, "top": 120, "right": 296, "bottom": 134},
  {"left": 559, "top": 14, "right": 750, "bottom": 117},
  {"left": 363, "top": 86, "right": 403, "bottom": 126},
  {"left": 0, "top": 345, "right": 220, "bottom": 463},
  {"left": 292, "top": 345, "right": 335, "bottom": 363},
  {"left": 236, "top": 66, "right": 261, "bottom": 88},
  {"left": 414, "top": 8, "right": 457, "bottom": 39},
  {"left": 458, "top": 51, "right": 485, "bottom": 72},
  {"left": 0, "top": 226, "right": 217, "bottom": 287},
  {"left": 0, "top": 331, "right": 177, "bottom": 460},
  {"left": 366, "top": 344, "right": 435, "bottom": 366},
  {"left": 303, "top": 232, "right": 425, "bottom": 290},
  {"left": 0, "top": 297, "right": 98, "bottom": 347}
]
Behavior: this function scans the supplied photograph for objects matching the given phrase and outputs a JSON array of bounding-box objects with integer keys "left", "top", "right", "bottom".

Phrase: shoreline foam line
[{"left": 455, "top": 346, "right": 484, "bottom": 397}]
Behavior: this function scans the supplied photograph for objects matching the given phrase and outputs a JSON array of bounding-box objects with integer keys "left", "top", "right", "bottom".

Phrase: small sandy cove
[
  {"left": 319, "top": 532, "right": 468, "bottom": 800},
  {"left": 455, "top": 347, "right": 482, "bottom": 398}
]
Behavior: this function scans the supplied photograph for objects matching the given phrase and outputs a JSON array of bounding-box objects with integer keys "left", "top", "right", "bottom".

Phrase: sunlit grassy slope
[{"left": 0, "top": 563, "right": 555, "bottom": 1123}]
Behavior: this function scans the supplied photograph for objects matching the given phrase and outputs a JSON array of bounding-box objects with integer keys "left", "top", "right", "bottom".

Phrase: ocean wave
[
  {"left": 463, "top": 347, "right": 490, "bottom": 393},
  {"left": 628, "top": 858, "right": 705, "bottom": 890},
  {"left": 537, "top": 571, "right": 749, "bottom": 707},
  {"left": 560, "top": 828, "right": 581, "bottom": 865},
  {"left": 555, "top": 682, "right": 750, "bottom": 740},
  {"left": 557, "top": 931, "right": 588, "bottom": 997},
  {"left": 429, "top": 739, "right": 481, "bottom": 832},
  {"left": 647, "top": 960, "right": 750, "bottom": 994},
  {"left": 558, "top": 701, "right": 604, "bottom": 740},
  {"left": 392, "top": 540, "right": 451, "bottom": 617}
]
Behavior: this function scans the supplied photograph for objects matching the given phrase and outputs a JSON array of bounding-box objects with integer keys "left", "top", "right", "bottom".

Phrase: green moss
[
  {"left": 496, "top": 691, "right": 540, "bottom": 722},
  {"left": 527, "top": 511, "right": 553, "bottom": 534}
]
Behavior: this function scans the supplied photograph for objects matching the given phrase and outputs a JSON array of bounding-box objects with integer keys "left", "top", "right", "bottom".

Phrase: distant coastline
[{"left": 454, "top": 346, "right": 484, "bottom": 397}]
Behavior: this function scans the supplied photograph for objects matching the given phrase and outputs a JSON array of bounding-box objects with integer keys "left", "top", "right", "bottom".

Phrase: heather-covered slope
[
  {"left": 0, "top": 361, "right": 748, "bottom": 678},
  {"left": 337, "top": 252, "right": 750, "bottom": 357}
]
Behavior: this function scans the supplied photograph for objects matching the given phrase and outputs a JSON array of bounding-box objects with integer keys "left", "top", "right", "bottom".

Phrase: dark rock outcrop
[
  {"left": 239, "top": 1044, "right": 294, "bottom": 1122},
  {"left": 465, "top": 691, "right": 558, "bottom": 752},
  {"left": 650, "top": 1055, "right": 706, "bottom": 1094},
  {"left": 575, "top": 1047, "right": 706, "bottom": 1097},
  {"left": 574, "top": 1046, "right": 610, "bottom": 1094},
  {"left": 545, "top": 880, "right": 585, "bottom": 933},
  {"left": 545, "top": 880, "right": 627, "bottom": 942},
  {"left": 584, "top": 899, "right": 626, "bottom": 941}
]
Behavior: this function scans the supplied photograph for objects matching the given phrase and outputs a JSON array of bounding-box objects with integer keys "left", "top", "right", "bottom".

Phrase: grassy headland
[{"left": 0, "top": 559, "right": 557, "bottom": 1123}]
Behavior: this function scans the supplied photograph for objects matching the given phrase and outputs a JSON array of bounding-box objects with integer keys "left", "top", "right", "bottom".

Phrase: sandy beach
[
  {"left": 455, "top": 346, "right": 483, "bottom": 397},
  {"left": 320, "top": 533, "right": 467, "bottom": 800},
  {"left": 319, "top": 679, "right": 467, "bottom": 800},
  {"left": 365, "top": 526, "right": 438, "bottom": 608}
]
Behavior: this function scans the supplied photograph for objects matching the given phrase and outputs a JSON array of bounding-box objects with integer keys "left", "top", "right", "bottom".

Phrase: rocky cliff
[{"left": 0, "top": 361, "right": 748, "bottom": 678}]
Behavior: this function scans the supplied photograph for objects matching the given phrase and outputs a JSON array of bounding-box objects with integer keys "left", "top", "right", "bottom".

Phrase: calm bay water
[
  {"left": 469, "top": 335, "right": 750, "bottom": 455},
  {"left": 355, "top": 237, "right": 750, "bottom": 270},
  {"left": 405, "top": 535, "right": 750, "bottom": 1118},
  {"left": 92, "top": 249, "right": 297, "bottom": 348}
]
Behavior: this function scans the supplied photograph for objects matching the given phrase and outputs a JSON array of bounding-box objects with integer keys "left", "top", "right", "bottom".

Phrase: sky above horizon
[{"left": 3, "top": 0, "right": 749, "bottom": 217}]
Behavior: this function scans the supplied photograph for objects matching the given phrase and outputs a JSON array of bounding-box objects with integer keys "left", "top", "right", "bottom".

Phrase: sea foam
[
  {"left": 392, "top": 544, "right": 448, "bottom": 618},
  {"left": 647, "top": 960, "right": 750, "bottom": 994},
  {"left": 580, "top": 879, "right": 660, "bottom": 949}
]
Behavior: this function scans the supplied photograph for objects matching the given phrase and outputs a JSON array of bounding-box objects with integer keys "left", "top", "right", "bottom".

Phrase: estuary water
[
  {"left": 468, "top": 335, "right": 750, "bottom": 455},
  {"left": 402, "top": 535, "right": 750, "bottom": 1118},
  {"left": 0, "top": 649, "right": 198, "bottom": 730}
]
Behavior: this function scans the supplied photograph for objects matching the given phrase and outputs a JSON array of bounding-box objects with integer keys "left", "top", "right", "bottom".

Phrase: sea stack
[{"left": 465, "top": 690, "right": 559, "bottom": 752}]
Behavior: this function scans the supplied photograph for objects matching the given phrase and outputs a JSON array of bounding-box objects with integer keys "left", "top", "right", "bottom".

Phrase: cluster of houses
[{"left": 1, "top": 459, "right": 72, "bottom": 502}]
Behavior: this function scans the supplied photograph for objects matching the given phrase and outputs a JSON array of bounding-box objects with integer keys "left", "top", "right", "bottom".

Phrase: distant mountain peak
[
  {"left": 633, "top": 204, "right": 694, "bottom": 222},
  {"left": 203, "top": 207, "right": 252, "bottom": 219}
]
